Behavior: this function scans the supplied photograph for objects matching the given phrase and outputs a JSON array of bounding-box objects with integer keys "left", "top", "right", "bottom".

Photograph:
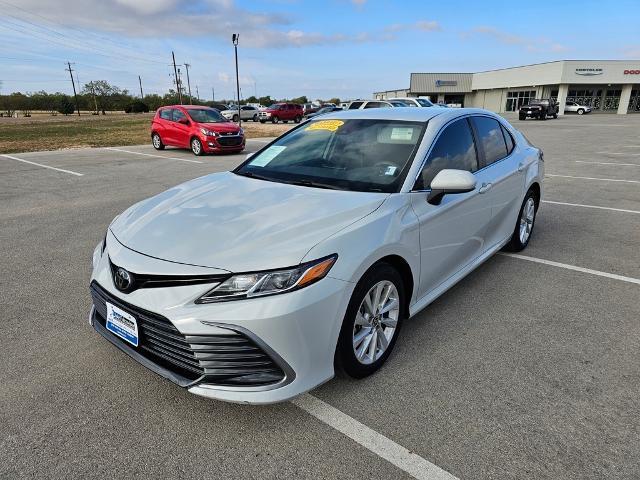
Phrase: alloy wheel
[
  {"left": 191, "top": 138, "right": 202, "bottom": 155},
  {"left": 352, "top": 280, "right": 399, "bottom": 365},
  {"left": 519, "top": 197, "right": 535, "bottom": 244},
  {"left": 152, "top": 134, "right": 161, "bottom": 148}
]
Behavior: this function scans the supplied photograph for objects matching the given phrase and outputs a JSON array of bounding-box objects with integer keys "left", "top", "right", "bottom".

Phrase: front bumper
[
  {"left": 202, "top": 135, "right": 245, "bottom": 153},
  {"left": 89, "top": 244, "right": 352, "bottom": 404}
]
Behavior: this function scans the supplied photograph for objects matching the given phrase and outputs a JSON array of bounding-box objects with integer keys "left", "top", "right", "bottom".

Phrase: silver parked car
[
  {"left": 221, "top": 105, "right": 260, "bottom": 122},
  {"left": 90, "top": 108, "right": 543, "bottom": 404},
  {"left": 564, "top": 101, "right": 592, "bottom": 115},
  {"left": 347, "top": 100, "right": 406, "bottom": 109}
]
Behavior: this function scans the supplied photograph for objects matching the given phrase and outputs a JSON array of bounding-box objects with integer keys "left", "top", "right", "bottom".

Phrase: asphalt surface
[{"left": 1, "top": 114, "right": 639, "bottom": 479}]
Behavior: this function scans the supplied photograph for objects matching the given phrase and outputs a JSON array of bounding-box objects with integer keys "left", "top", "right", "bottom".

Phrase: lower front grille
[
  {"left": 217, "top": 136, "right": 243, "bottom": 147},
  {"left": 90, "top": 281, "right": 286, "bottom": 387}
]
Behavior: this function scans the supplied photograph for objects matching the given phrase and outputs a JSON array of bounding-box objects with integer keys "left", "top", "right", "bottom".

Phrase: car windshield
[
  {"left": 268, "top": 104, "right": 282, "bottom": 109},
  {"left": 234, "top": 119, "right": 426, "bottom": 193},
  {"left": 186, "top": 108, "right": 227, "bottom": 123},
  {"left": 415, "top": 98, "right": 434, "bottom": 107},
  {"left": 530, "top": 99, "right": 549, "bottom": 104}
]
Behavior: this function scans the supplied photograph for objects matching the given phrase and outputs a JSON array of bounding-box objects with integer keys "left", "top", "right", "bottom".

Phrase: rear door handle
[
  {"left": 478, "top": 182, "right": 492, "bottom": 194},
  {"left": 517, "top": 162, "right": 525, "bottom": 172}
]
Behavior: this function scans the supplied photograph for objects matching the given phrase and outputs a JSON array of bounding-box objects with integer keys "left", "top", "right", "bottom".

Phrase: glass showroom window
[
  {"left": 604, "top": 90, "right": 622, "bottom": 111},
  {"left": 567, "top": 89, "right": 603, "bottom": 109},
  {"left": 629, "top": 90, "right": 640, "bottom": 113},
  {"left": 505, "top": 90, "right": 536, "bottom": 111}
]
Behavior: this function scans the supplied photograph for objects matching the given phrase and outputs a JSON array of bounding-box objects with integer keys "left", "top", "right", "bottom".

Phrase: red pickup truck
[{"left": 258, "top": 103, "right": 303, "bottom": 124}]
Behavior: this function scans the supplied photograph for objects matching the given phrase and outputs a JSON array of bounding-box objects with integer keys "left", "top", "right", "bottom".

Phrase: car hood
[
  {"left": 196, "top": 121, "right": 240, "bottom": 133},
  {"left": 110, "top": 172, "right": 387, "bottom": 272}
]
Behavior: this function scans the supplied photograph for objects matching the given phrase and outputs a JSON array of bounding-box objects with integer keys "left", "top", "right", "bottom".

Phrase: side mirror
[
  {"left": 178, "top": 117, "right": 190, "bottom": 125},
  {"left": 427, "top": 169, "right": 477, "bottom": 205}
]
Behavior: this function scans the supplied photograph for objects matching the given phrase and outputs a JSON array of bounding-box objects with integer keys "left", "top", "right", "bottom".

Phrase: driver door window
[{"left": 416, "top": 118, "right": 478, "bottom": 190}]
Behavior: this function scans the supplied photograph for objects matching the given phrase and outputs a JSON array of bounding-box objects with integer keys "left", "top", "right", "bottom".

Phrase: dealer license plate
[{"left": 106, "top": 302, "right": 139, "bottom": 347}]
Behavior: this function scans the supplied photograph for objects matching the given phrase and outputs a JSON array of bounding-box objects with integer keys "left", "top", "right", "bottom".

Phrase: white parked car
[
  {"left": 388, "top": 97, "right": 435, "bottom": 107},
  {"left": 90, "top": 108, "right": 543, "bottom": 404},
  {"left": 564, "top": 101, "right": 592, "bottom": 115},
  {"left": 221, "top": 105, "right": 260, "bottom": 122},
  {"left": 347, "top": 100, "right": 406, "bottom": 109}
]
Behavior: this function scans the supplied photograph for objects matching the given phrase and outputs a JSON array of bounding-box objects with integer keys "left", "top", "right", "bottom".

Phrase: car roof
[{"left": 317, "top": 106, "right": 498, "bottom": 122}]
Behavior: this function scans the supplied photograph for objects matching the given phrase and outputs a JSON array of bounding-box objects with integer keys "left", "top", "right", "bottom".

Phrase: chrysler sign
[{"left": 575, "top": 68, "right": 603, "bottom": 76}]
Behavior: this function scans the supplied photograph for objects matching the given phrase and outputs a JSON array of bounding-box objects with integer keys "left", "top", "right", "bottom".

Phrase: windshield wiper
[
  {"left": 285, "top": 179, "right": 345, "bottom": 190},
  {"left": 234, "top": 170, "right": 275, "bottom": 182}
]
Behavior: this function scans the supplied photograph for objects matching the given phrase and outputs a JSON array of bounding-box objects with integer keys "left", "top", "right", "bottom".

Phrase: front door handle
[
  {"left": 478, "top": 182, "right": 492, "bottom": 194},
  {"left": 517, "top": 162, "right": 525, "bottom": 172}
]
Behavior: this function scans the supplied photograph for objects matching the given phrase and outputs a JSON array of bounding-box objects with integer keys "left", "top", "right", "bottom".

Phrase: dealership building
[{"left": 374, "top": 60, "right": 640, "bottom": 114}]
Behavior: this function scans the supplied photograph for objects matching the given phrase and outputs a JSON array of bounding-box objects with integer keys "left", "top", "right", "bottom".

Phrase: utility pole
[
  {"left": 138, "top": 75, "right": 144, "bottom": 99},
  {"left": 232, "top": 33, "right": 241, "bottom": 126},
  {"left": 195, "top": 85, "right": 199, "bottom": 101},
  {"left": 183, "top": 63, "right": 192, "bottom": 104},
  {"left": 91, "top": 85, "right": 98, "bottom": 114},
  {"left": 212, "top": 87, "right": 215, "bottom": 102},
  {"left": 65, "top": 61, "right": 80, "bottom": 116},
  {"left": 171, "top": 51, "right": 182, "bottom": 104}
]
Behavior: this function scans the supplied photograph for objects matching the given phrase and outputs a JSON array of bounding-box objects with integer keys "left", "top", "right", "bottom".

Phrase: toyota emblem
[{"left": 114, "top": 267, "right": 133, "bottom": 291}]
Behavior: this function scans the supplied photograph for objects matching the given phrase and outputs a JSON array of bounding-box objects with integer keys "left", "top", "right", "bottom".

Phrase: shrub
[
  {"left": 58, "top": 96, "right": 75, "bottom": 115},
  {"left": 125, "top": 101, "right": 149, "bottom": 113}
]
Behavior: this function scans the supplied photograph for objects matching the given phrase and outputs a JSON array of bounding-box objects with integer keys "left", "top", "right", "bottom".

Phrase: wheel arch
[{"left": 361, "top": 254, "right": 414, "bottom": 320}]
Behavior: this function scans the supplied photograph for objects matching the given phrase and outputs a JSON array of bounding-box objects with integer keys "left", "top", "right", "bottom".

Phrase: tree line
[{"left": 0, "top": 80, "right": 342, "bottom": 116}]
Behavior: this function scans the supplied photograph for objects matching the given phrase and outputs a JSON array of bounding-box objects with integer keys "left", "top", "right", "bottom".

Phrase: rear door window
[
  {"left": 471, "top": 116, "right": 508, "bottom": 168},
  {"left": 501, "top": 125, "right": 515, "bottom": 154},
  {"left": 416, "top": 118, "right": 478, "bottom": 189},
  {"left": 348, "top": 101, "right": 364, "bottom": 109}
]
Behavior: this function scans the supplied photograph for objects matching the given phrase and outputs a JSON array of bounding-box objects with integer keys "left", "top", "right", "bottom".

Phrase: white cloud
[{"left": 470, "top": 26, "right": 569, "bottom": 53}]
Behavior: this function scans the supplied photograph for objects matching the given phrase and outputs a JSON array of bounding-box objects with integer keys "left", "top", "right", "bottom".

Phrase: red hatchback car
[{"left": 151, "top": 105, "right": 245, "bottom": 156}]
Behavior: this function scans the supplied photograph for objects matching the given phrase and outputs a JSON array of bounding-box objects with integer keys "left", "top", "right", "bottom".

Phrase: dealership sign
[
  {"left": 575, "top": 68, "right": 603, "bottom": 76},
  {"left": 624, "top": 69, "right": 640, "bottom": 74},
  {"left": 435, "top": 80, "right": 458, "bottom": 87}
]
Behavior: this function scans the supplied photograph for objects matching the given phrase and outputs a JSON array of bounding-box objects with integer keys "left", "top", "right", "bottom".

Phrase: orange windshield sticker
[{"left": 305, "top": 120, "right": 344, "bottom": 132}]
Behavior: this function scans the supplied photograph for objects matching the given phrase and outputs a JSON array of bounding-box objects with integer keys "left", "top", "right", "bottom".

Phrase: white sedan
[{"left": 90, "top": 108, "right": 543, "bottom": 404}]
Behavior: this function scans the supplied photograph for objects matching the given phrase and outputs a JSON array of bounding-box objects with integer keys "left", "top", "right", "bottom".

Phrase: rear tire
[
  {"left": 271, "top": 116, "right": 278, "bottom": 124},
  {"left": 260, "top": 119, "right": 266, "bottom": 124},
  {"left": 335, "top": 263, "right": 405, "bottom": 379},
  {"left": 553, "top": 113, "right": 558, "bottom": 119},
  {"left": 504, "top": 189, "right": 538, "bottom": 252},
  {"left": 519, "top": 114, "right": 526, "bottom": 121},
  {"left": 152, "top": 133, "right": 164, "bottom": 150},
  {"left": 190, "top": 137, "right": 203, "bottom": 156},
  {"left": 294, "top": 115, "right": 302, "bottom": 123}
]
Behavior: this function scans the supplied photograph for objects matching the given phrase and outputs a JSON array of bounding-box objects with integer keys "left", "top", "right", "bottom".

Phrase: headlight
[
  {"left": 239, "top": 128, "right": 244, "bottom": 136},
  {"left": 196, "top": 254, "right": 337, "bottom": 303},
  {"left": 200, "top": 127, "right": 218, "bottom": 137}
]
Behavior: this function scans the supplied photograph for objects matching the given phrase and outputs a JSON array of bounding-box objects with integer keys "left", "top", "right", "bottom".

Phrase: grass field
[{"left": 0, "top": 113, "right": 292, "bottom": 154}]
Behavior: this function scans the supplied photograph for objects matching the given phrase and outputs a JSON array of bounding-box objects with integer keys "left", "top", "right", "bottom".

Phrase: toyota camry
[{"left": 90, "top": 108, "right": 543, "bottom": 404}]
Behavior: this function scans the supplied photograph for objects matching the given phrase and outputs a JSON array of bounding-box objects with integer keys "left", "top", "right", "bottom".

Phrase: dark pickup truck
[{"left": 519, "top": 99, "right": 559, "bottom": 120}]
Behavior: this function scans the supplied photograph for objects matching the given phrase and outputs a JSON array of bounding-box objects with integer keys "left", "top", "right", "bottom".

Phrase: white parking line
[
  {"left": 1, "top": 154, "right": 84, "bottom": 176},
  {"left": 105, "top": 147, "right": 203, "bottom": 164},
  {"left": 546, "top": 174, "right": 640, "bottom": 184},
  {"left": 575, "top": 160, "right": 640, "bottom": 167},
  {"left": 292, "top": 393, "right": 458, "bottom": 480},
  {"left": 500, "top": 253, "right": 640, "bottom": 285},
  {"left": 542, "top": 200, "right": 640, "bottom": 214},
  {"left": 596, "top": 152, "right": 640, "bottom": 156}
]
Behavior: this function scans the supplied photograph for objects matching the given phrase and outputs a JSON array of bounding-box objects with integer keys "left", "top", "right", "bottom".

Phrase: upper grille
[
  {"left": 217, "top": 136, "right": 243, "bottom": 147},
  {"left": 90, "top": 281, "right": 286, "bottom": 387}
]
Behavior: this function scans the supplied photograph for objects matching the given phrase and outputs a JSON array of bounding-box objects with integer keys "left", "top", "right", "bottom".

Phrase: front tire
[
  {"left": 271, "top": 116, "right": 279, "bottom": 124},
  {"left": 190, "top": 137, "right": 203, "bottom": 156},
  {"left": 232, "top": 114, "right": 239, "bottom": 122},
  {"left": 152, "top": 133, "right": 164, "bottom": 150},
  {"left": 253, "top": 114, "right": 258, "bottom": 122},
  {"left": 519, "top": 114, "right": 526, "bottom": 121},
  {"left": 335, "top": 263, "right": 405, "bottom": 379},
  {"left": 577, "top": 108, "right": 584, "bottom": 115},
  {"left": 294, "top": 115, "right": 302, "bottom": 123},
  {"left": 504, "top": 189, "right": 538, "bottom": 252}
]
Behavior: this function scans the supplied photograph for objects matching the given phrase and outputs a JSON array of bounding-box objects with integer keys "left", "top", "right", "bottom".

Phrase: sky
[{"left": 0, "top": 0, "right": 639, "bottom": 101}]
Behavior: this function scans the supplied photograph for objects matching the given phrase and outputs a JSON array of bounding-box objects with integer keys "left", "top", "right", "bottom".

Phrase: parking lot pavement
[{"left": 1, "top": 114, "right": 639, "bottom": 479}]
